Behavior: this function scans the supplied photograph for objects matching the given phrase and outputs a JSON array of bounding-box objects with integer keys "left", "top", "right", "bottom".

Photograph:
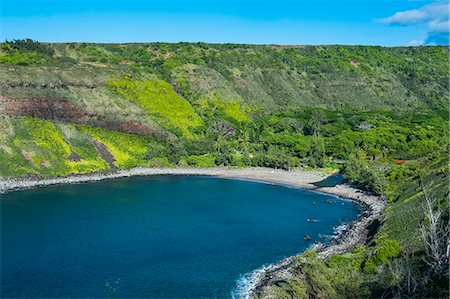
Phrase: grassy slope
[{"left": 0, "top": 43, "right": 448, "bottom": 178}]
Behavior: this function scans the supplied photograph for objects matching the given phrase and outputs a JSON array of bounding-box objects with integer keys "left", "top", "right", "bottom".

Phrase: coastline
[
  {"left": 0, "top": 167, "right": 326, "bottom": 194},
  {"left": 0, "top": 167, "right": 386, "bottom": 298},
  {"left": 245, "top": 183, "right": 386, "bottom": 298}
]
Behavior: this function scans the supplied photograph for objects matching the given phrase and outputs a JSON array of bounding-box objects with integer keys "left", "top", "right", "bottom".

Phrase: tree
[
  {"left": 214, "top": 137, "right": 232, "bottom": 166},
  {"left": 5, "top": 38, "right": 54, "bottom": 56},
  {"left": 310, "top": 109, "right": 325, "bottom": 137},
  {"left": 167, "top": 140, "right": 187, "bottom": 164},
  {"left": 344, "top": 150, "right": 387, "bottom": 196},
  {"left": 419, "top": 183, "right": 449, "bottom": 278},
  {"left": 309, "top": 136, "right": 326, "bottom": 168}
]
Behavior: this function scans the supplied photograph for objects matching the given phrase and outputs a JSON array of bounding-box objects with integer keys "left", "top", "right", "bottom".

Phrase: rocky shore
[
  {"left": 0, "top": 167, "right": 386, "bottom": 299},
  {"left": 245, "top": 184, "right": 386, "bottom": 298}
]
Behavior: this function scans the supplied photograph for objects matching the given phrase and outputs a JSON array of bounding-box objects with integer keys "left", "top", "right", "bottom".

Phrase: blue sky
[{"left": 1, "top": 0, "right": 448, "bottom": 45}]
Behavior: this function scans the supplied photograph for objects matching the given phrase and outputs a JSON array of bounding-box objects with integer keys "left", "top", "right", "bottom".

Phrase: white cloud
[
  {"left": 428, "top": 20, "right": 450, "bottom": 32},
  {"left": 408, "top": 39, "right": 424, "bottom": 46},
  {"left": 380, "top": 9, "right": 428, "bottom": 25},
  {"left": 379, "top": 1, "right": 449, "bottom": 45}
]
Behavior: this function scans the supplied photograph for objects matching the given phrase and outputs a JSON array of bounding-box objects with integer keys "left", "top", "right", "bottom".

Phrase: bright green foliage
[
  {"left": 77, "top": 125, "right": 162, "bottom": 169},
  {"left": 0, "top": 116, "right": 36, "bottom": 176},
  {"left": 106, "top": 79, "right": 203, "bottom": 138},
  {"left": 181, "top": 154, "right": 216, "bottom": 168},
  {"left": 326, "top": 245, "right": 366, "bottom": 273},
  {"left": 12, "top": 117, "right": 69, "bottom": 176},
  {"left": 201, "top": 99, "right": 251, "bottom": 123},
  {"left": 231, "top": 153, "right": 246, "bottom": 167},
  {"left": 0, "top": 50, "right": 48, "bottom": 65},
  {"left": 0, "top": 117, "right": 108, "bottom": 177},
  {"left": 0, "top": 39, "right": 54, "bottom": 65},
  {"left": 58, "top": 124, "right": 109, "bottom": 174},
  {"left": 344, "top": 150, "right": 387, "bottom": 195}
]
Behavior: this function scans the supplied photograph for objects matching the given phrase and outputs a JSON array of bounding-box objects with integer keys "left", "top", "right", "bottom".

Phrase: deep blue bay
[{"left": 1, "top": 175, "right": 360, "bottom": 298}]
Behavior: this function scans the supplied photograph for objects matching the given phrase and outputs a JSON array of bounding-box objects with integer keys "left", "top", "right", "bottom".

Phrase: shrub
[
  {"left": 344, "top": 150, "right": 387, "bottom": 195},
  {"left": 364, "top": 239, "right": 401, "bottom": 274},
  {"left": 183, "top": 154, "right": 216, "bottom": 168},
  {"left": 4, "top": 39, "right": 54, "bottom": 56},
  {"left": 0, "top": 50, "right": 48, "bottom": 65}
]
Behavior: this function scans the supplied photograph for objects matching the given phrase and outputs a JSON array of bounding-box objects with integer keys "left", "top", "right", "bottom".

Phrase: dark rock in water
[{"left": 325, "top": 199, "right": 334, "bottom": 204}]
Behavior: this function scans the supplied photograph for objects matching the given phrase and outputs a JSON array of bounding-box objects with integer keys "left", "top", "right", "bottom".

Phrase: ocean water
[{"left": 1, "top": 175, "right": 360, "bottom": 298}]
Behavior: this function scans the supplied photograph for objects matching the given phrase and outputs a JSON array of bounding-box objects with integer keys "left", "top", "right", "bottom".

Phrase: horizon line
[{"left": 2, "top": 39, "right": 446, "bottom": 48}]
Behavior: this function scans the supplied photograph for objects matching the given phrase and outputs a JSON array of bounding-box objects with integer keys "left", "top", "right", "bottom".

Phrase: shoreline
[
  {"left": 0, "top": 167, "right": 326, "bottom": 194},
  {"left": 245, "top": 183, "right": 386, "bottom": 298},
  {"left": 0, "top": 167, "right": 386, "bottom": 298}
]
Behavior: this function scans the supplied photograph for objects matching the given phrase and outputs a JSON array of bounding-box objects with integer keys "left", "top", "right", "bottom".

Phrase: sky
[{"left": 1, "top": 0, "right": 449, "bottom": 46}]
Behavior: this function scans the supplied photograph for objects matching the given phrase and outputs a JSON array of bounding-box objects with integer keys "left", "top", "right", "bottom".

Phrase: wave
[
  {"left": 232, "top": 220, "right": 354, "bottom": 298},
  {"left": 231, "top": 263, "right": 273, "bottom": 299}
]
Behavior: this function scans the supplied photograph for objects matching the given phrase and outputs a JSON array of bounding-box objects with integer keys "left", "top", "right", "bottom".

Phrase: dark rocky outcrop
[{"left": 0, "top": 95, "right": 168, "bottom": 138}]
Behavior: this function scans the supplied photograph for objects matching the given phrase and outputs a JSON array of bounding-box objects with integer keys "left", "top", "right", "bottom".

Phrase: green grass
[
  {"left": 76, "top": 125, "right": 164, "bottom": 169},
  {"left": 106, "top": 79, "right": 203, "bottom": 138},
  {"left": 0, "top": 116, "right": 109, "bottom": 177},
  {"left": 379, "top": 152, "right": 449, "bottom": 248},
  {"left": 58, "top": 124, "right": 109, "bottom": 174}
]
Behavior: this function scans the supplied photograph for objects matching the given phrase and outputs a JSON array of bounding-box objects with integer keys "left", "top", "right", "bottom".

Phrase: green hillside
[{"left": 0, "top": 41, "right": 448, "bottom": 178}]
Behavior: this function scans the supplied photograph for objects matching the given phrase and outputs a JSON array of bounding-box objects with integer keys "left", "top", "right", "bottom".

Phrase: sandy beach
[
  {"left": 0, "top": 167, "right": 386, "bottom": 298},
  {"left": 0, "top": 167, "right": 326, "bottom": 194}
]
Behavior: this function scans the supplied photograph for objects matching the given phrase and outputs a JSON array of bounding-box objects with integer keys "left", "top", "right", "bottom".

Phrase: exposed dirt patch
[
  {"left": 91, "top": 140, "right": 117, "bottom": 171},
  {"left": 1, "top": 81, "right": 99, "bottom": 89},
  {"left": 350, "top": 60, "right": 360, "bottom": 67},
  {"left": 1, "top": 96, "right": 87, "bottom": 121},
  {"left": 121, "top": 120, "right": 161, "bottom": 138},
  {"left": 68, "top": 151, "right": 81, "bottom": 162},
  {"left": 0, "top": 96, "right": 167, "bottom": 138}
]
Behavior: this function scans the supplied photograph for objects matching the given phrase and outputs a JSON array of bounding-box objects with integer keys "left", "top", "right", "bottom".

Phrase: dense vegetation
[
  {"left": 259, "top": 149, "right": 449, "bottom": 298},
  {"left": 0, "top": 40, "right": 448, "bottom": 298}
]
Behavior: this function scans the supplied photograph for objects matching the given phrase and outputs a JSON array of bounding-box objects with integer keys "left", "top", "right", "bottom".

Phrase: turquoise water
[{"left": 1, "top": 175, "right": 360, "bottom": 298}]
